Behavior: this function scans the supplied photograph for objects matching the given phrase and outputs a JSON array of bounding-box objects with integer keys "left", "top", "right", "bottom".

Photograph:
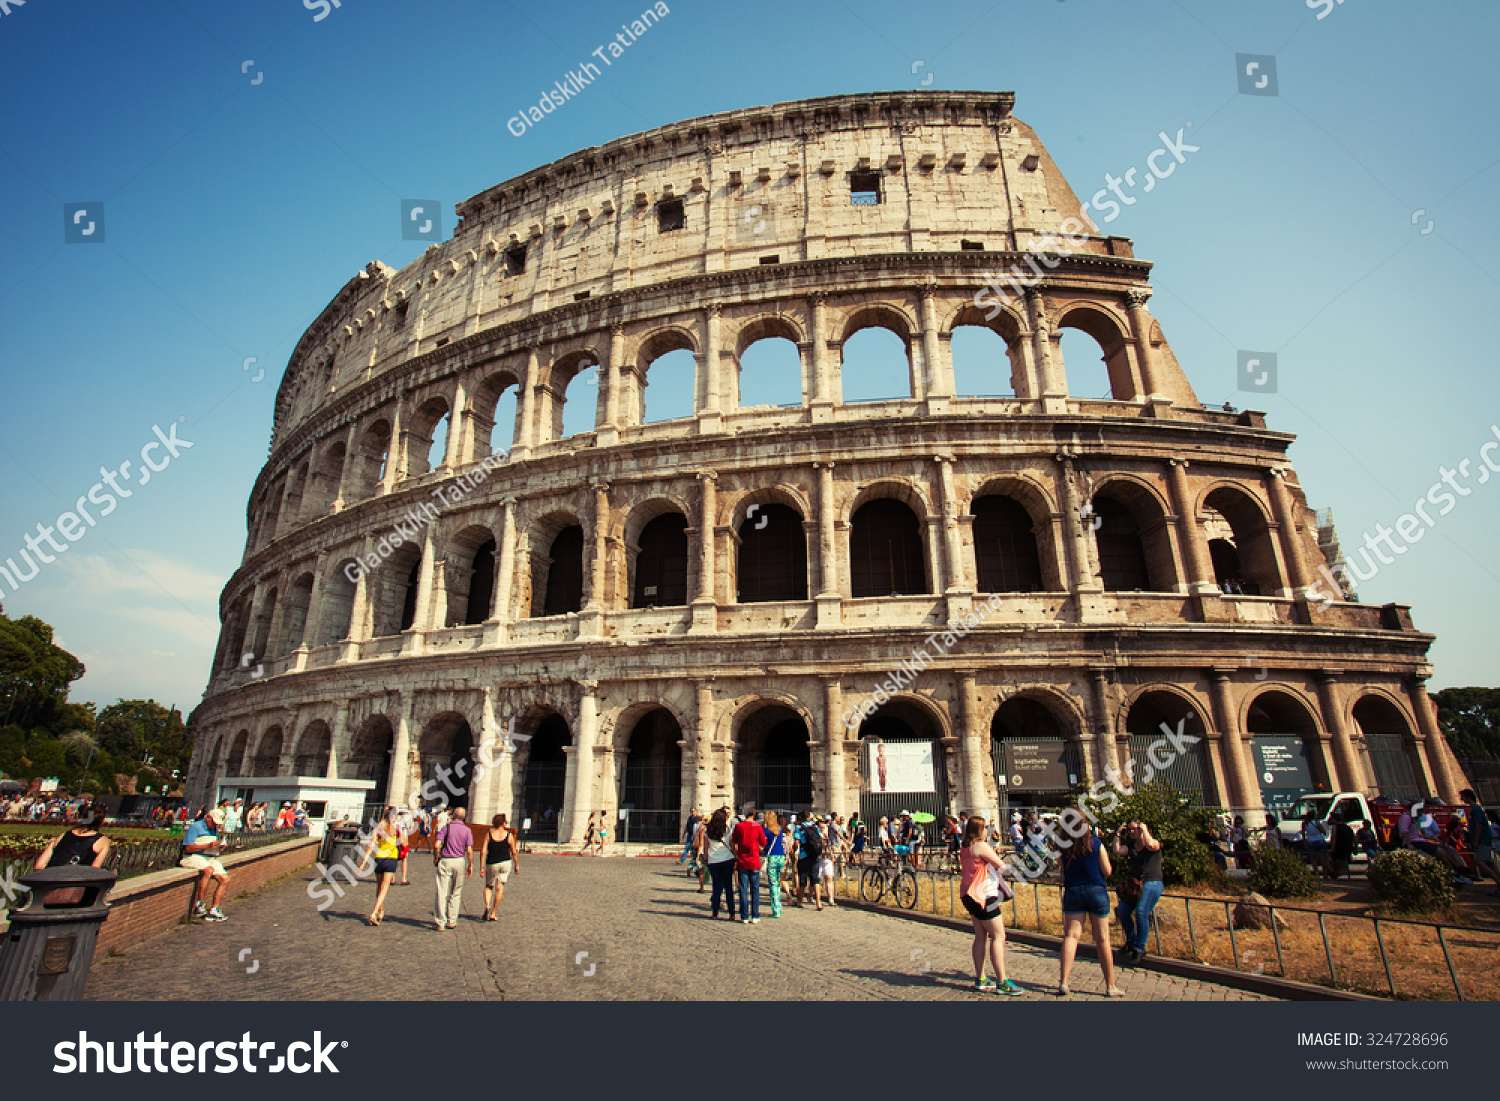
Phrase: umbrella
[{"left": 912, "top": 812, "right": 936, "bottom": 824}]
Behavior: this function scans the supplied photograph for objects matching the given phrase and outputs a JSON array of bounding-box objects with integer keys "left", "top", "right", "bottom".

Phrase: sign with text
[
  {"left": 1000, "top": 740, "right": 1072, "bottom": 792},
  {"left": 1251, "top": 735, "right": 1316, "bottom": 817}
]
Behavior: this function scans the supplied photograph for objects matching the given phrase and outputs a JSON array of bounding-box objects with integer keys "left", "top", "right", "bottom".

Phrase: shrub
[
  {"left": 1090, "top": 781, "right": 1219, "bottom": 886},
  {"left": 1368, "top": 849, "right": 1456, "bottom": 912},
  {"left": 1247, "top": 841, "right": 1322, "bottom": 898}
]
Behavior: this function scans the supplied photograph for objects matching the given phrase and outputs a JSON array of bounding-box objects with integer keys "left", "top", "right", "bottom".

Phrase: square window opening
[
  {"left": 658, "top": 198, "right": 686, "bottom": 232},
  {"left": 505, "top": 245, "right": 527, "bottom": 275},
  {"left": 850, "top": 171, "right": 882, "bottom": 206},
  {"left": 961, "top": 239, "right": 984, "bottom": 251},
  {"left": 758, "top": 254, "right": 780, "bottom": 265}
]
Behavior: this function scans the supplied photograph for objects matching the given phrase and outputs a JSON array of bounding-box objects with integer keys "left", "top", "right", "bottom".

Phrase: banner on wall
[
  {"left": 999, "top": 740, "right": 1073, "bottom": 792},
  {"left": 861, "top": 740, "right": 936, "bottom": 794}
]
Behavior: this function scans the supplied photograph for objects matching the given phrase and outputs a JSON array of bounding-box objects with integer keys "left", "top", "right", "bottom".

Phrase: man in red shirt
[{"left": 731, "top": 807, "right": 768, "bottom": 924}]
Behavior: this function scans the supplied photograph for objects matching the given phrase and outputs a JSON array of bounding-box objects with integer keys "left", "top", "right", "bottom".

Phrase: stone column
[
  {"left": 808, "top": 291, "right": 833, "bottom": 420},
  {"left": 1408, "top": 676, "right": 1462, "bottom": 803},
  {"left": 388, "top": 696, "right": 415, "bottom": 808},
  {"left": 379, "top": 402, "right": 404, "bottom": 493},
  {"left": 598, "top": 326, "right": 624, "bottom": 447},
  {"left": 934, "top": 455, "right": 968, "bottom": 595},
  {"left": 404, "top": 525, "right": 439, "bottom": 653},
  {"left": 1208, "top": 670, "right": 1260, "bottom": 814},
  {"left": 1053, "top": 454, "right": 1099, "bottom": 597},
  {"left": 1167, "top": 459, "right": 1215, "bottom": 595},
  {"left": 1314, "top": 672, "right": 1363, "bottom": 792},
  {"left": 918, "top": 283, "right": 950, "bottom": 403},
  {"left": 1124, "top": 288, "right": 1159, "bottom": 400},
  {"left": 514, "top": 347, "right": 540, "bottom": 458},
  {"left": 332, "top": 422, "right": 360, "bottom": 512},
  {"left": 823, "top": 677, "right": 847, "bottom": 818},
  {"left": 699, "top": 305, "right": 723, "bottom": 433},
  {"left": 690, "top": 472, "right": 717, "bottom": 633},
  {"left": 815, "top": 461, "right": 842, "bottom": 627},
  {"left": 1027, "top": 290, "right": 1066, "bottom": 412},
  {"left": 694, "top": 680, "right": 715, "bottom": 814},
  {"left": 338, "top": 555, "right": 371, "bottom": 663},
  {"left": 443, "top": 378, "right": 468, "bottom": 469},
  {"left": 1266, "top": 468, "right": 1313, "bottom": 598},
  {"left": 566, "top": 682, "right": 599, "bottom": 844},
  {"left": 957, "top": 671, "right": 989, "bottom": 814},
  {"left": 328, "top": 700, "right": 348, "bottom": 780},
  {"left": 486, "top": 497, "right": 517, "bottom": 645},
  {"left": 1088, "top": 667, "right": 1120, "bottom": 777},
  {"left": 579, "top": 483, "right": 609, "bottom": 638}
]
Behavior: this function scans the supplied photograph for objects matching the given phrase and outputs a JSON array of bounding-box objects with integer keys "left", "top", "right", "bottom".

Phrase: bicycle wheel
[
  {"left": 894, "top": 870, "right": 919, "bottom": 909},
  {"left": 860, "top": 866, "right": 885, "bottom": 903}
]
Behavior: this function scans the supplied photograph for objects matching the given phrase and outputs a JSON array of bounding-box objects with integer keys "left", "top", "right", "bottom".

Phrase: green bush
[
  {"left": 1089, "top": 781, "right": 1219, "bottom": 886},
  {"left": 1247, "top": 841, "right": 1322, "bottom": 898},
  {"left": 1368, "top": 849, "right": 1456, "bottom": 912}
]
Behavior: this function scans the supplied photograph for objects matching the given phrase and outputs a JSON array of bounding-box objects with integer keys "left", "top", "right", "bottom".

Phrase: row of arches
[
  {"left": 251, "top": 293, "right": 1167, "bottom": 551},
  {"left": 203, "top": 680, "right": 1432, "bottom": 837},
  {"left": 221, "top": 470, "right": 1289, "bottom": 667}
]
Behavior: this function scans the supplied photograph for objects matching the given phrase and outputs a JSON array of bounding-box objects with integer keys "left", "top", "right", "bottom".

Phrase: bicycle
[{"left": 860, "top": 848, "right": 920, "bottom": 908}]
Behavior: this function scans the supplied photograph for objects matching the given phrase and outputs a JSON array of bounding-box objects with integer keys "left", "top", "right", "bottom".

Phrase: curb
[{"left": 838, "top": 897, "right": 1381, "bottom": 1002}]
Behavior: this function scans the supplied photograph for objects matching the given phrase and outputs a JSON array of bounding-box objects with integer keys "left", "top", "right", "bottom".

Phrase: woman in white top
[{"left": 702, "top": 809, "right": 737, "bottom": 920}]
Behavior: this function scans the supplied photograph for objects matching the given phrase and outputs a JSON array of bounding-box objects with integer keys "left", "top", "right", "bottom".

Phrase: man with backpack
[{"left": 793, "top": 815, "right": 825, "bottom": 910}]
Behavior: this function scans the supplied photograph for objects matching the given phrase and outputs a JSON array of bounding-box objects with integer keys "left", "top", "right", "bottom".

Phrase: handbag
[{"left": 1118, "top": 874, "right": 1144, "bottom": 906}]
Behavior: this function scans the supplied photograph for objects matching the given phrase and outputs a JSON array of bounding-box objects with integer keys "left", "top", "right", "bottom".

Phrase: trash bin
[
  {"left": 321, "top": 823, "right": 363, "bottom": 868},
  {"left": 0, "top": 865, "right": 117, "bottom": 1001}
]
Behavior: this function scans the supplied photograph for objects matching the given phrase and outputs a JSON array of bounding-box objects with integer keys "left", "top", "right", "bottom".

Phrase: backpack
[{"left": 799, "top": 823, "right": 824, "bottom": 860}]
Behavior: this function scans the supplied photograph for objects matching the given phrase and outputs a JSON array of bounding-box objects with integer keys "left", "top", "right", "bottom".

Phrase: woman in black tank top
[
  {"left": 483, "top": 813, "right": 520, "bottom": 920},
  {"left": 34, "top": 805, "right": 111, "bottom": 906}
]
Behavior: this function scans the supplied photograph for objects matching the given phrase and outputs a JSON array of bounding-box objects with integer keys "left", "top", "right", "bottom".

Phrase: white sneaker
[
  {"left": 751, "top": 917, "right": 761, "bottom": 924},
  {"left": 205, "top": 908, "right": 227, "bottom": 922}
]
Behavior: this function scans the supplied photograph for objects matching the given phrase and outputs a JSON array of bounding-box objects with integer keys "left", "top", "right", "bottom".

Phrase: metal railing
[
  {"left": 2, "top": 826, "right": 310, "bottom": 907},
  {"left": 825, "top": 855, "right": 1496, "bottom": 1001}
]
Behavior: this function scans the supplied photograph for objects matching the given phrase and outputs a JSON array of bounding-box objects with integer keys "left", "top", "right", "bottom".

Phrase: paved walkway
[{"left": 84, "top": 856, "right": 1274, "bottom": 1001}]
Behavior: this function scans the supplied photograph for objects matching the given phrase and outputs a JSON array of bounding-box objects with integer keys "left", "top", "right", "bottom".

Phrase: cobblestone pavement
[{"left": 85, "top": 856, "right": 1275, "bottom": 1001}]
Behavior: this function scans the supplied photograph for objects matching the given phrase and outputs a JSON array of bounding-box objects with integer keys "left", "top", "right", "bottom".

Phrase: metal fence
[
  {"left": 824, "top": 855, "right": 1496, "bottom": 1001},
  {"left": 2, "top": 826, "right": 310, "bottom": 908}
]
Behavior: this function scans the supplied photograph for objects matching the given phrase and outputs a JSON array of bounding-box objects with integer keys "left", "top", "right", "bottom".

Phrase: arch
[
  {"left": 990, "top": 692, "right": 1086, "bottom": 811},
  {"left": 1121, "top": 689, "right": 1214, "bottom": 803},
  {"left": 1090, "top": 480, "right": 1176, "bottom": 593},
  {"left": 315, "top": 560, "right": 359, "bottom": 647},
  {"left": 839, "top": 313, "right": 913, "bottom": 403},
  {"left": 252, "top": 726, "right": 284, "bottom": 776},
  {"left": 306, "top": 440, "right": 346, "bottom": 517},
  {"left": 1245, "top": 688, "right": 1330, "bottom": 813},
  {"left": 620, "top": 707, "right": 683, "bottom": 841},
  {"left": 733, "top": 701, "right": 812, "bottom": 814},
  {"left": 225, "top": 729, "right": 250, "bottom": 777},
  {"left": 442, "top": 524, "right": 498, "bottom": 627},
  {"left": 284, "top": 462, "right": 310, "bottom": 526},
  {"left": 856, "top": 695, "right": 952, "bottom": 825},
  {"left": 733, "top": 315, "right": 805, "bottom": 410},
  {"left": 222, "top": 597, "right": 250, "bottom": 671},
  {"left": 1201, "top": 484, "right": 1282, "bottom": 596},
  {"left": 1055, "top": 302, "right": 1136, "bottom": 400},
  {"left": 737, "top": 501, "right": 808, "bottom": 603},
  {"left": 349, "top": 419, "right": 391, "bottom": 500},
  {"left": 849, "top": 497, "right": 929, "bottom": 597},
  {"left": 1352, "top": 693, "right": 1422, "bottom": 801},
  {"left": 631, "top": 512, "right": 689, "bottom": 608},
  {"left": 371, "top": 542, "right": 423, "bottom": 637},
  {"left": 471, "top": 367, "right": 524, "bottom": 460},
  {"left": 349, "top": 715, "right": 395, "bottom": 819},
  {"left": 418, "top": 712, "right": 474, "bottom": 810},
  {"left": 259, "top": 477, "right": 286, "bottom": 545},
  {"left": 642, "top": 348, "right": 696, "bottom": 424},
  {"left": 405, "top": 395, "right": 451, "bottom": 478},
  {"left": 534, "top": 518, "right": 585, "bottom": 617},
  {"left": 292, "top": 720, "right": 332, "bottom": 776},
  {"left": 281, "top": 572, "right": 315, "bottom": 653},
  {"left": 947, "top": 303, "right": 1026, "bottom": 398},
  {"left": 971, "top": 494, "right": 1044, "bottom": 593},
  {"left": 519, "top": 709, "right": 572, "bottom": 839},
  {"left": 249, "top": 587, "right": 278, "bottom": 664},
  {"left": 551, "top": 350, "right": 601, "bottom": 440}
]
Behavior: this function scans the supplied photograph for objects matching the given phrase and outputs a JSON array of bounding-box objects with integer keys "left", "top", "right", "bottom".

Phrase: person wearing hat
[{"left": 1009, "top": 812, "right": 1025, "bottom": 853}]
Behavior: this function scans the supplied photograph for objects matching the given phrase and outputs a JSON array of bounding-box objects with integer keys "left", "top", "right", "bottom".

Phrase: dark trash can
[
  {"left": 0, "top": 865, "right": 117, "bottom": 1001},
  {"left": 321, "top": 823, "right": 364, "bottom": 868}
]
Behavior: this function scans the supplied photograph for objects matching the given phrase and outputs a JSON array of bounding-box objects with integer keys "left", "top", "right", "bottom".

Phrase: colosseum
[{"left": 186, "top": 90, "right": 1467, "bottom": 844}]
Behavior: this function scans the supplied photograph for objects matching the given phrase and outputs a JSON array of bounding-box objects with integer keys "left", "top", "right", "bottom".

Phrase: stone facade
[{"left": 187, "top": 92, "right": 1465, "bottom": 843}]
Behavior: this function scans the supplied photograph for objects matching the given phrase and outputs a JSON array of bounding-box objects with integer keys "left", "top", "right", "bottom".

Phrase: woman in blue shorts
[{"left": 1057, "top": 807, "right": 1122, "bottom": 997}]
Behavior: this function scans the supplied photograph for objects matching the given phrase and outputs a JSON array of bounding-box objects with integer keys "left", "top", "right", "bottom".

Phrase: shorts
[
  {"left": 1061, "top": 884, "right": 1111, "bottom": 917},
  {"left": 485, "top": 860, "right": 514, "bottom": 887},
  {"left": 796, "top": 857, "right": 817, "bottom": 881},
  {"left": 893, "top": 844, "right": 910, "bottom": 856},
  {"left": 180, "top": 854, "right": 227, "bottom": 877},
  {"left": 1473, "top": 845, "right": 1494, "bottom": 865},
  {"left": 852, "top": 837, "right": 866, "bottom": 853},
  {"left": 373, "top": 857, "right": 399, "bottom": 876},
  {"left": 817, "top": 858, "right": 834, "bottom": 878},
  {"left": 962, "top": 894, "right": 1002, "bottom": 921}
]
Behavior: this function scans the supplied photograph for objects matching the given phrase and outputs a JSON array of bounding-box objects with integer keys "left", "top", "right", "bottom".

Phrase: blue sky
[{"left": 0, "top": 0, "right": 1496, "bottom": 713}]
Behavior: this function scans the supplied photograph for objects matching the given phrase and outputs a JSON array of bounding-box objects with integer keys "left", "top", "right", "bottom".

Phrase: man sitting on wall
[{"left": 180, "top": 808, "right": 230, "bottom": 922}]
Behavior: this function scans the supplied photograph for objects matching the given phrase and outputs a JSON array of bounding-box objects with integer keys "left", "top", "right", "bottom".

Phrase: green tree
[
  {"left": 1433, "top": 687, "right": 1500, "bottom": 760},
  {"left": 96, "top": 700, "right": 189, "bottom": 775},
  {"left": 0, "top": 612, "right": 85, "bottom": 729},
  {"left": 1088, "top": 780, "right": 1220, "bottom": 886}
]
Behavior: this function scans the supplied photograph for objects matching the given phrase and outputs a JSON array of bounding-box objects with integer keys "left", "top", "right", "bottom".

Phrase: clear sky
[{"left": 0, "top": 0, "right": 1496, "bottom": 713}]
